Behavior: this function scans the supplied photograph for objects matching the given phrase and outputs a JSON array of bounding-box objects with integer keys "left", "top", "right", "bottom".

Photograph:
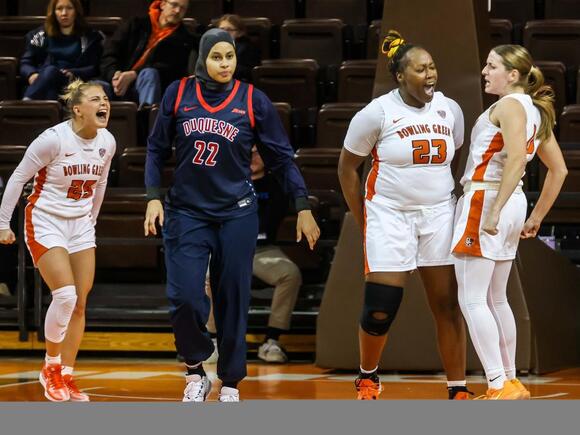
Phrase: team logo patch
[
  {"left": 99, "top": 148, "right": 106, "bottom": 158},
  {"left": 232, "top": 108, "right": 246, "bottom": 115},
  {"left": 437, "top": 110, "right": 446, "bottom": 119},
  {"left": 465, "top": 237, "right": 474, "bottom": 247}
]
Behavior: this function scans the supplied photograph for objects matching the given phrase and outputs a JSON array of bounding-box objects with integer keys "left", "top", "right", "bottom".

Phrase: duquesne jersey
[
  {"left": 146, "top": 78, "right": 308, "bottom": 220},
  {"left": 0, "top": 121, "right": 115, "bottom": 229},
  {"left": 460, "top": 93, "right": 541, "bottom": 186},
  {"left": 344, "top": 89, "right": 464, "bottom": 209}
]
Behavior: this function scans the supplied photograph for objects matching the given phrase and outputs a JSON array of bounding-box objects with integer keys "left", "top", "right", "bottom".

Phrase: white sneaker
[
  {"left": 182, "top": 375, "right": 212, "bottom": 402},
  {"left": 205, "top": 338, "right": 218, "bottom": 364},
  {"left": 218, "top": 386, "right": 240, "bottom": 402},
  {"left": 257, "top": 339, "right": 288, "bottom": 363}
]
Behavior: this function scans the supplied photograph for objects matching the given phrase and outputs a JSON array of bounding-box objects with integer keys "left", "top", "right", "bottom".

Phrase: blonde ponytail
[{"left": 527, "top": 65, "right": 556, "bottom": 142}]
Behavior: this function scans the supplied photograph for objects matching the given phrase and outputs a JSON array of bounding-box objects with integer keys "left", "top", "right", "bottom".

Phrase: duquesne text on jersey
[
  {"left": 396, "top": 123, "right": 452, "bottom": 139},
  {"left": 182, "top": 117, "right": 240, "bottom": 142},
  {"left": 62, "top": 163, "right": 105, "bottom": 177}
]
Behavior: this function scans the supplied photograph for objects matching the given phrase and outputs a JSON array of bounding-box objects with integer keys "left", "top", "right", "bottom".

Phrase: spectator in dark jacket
[
  {"left": 216, "top": 14, "right": 261, "bottom": 82},
  {"left": 20, "top": 0, "right": 103, "bottom": 100},
  {"left": 99, "top": 0, "right": 194, "bottom": 107}
]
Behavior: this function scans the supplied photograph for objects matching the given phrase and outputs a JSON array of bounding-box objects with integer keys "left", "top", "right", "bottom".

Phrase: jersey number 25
[{"left": 67, "top": 180, "right": 96, "bottom": 200}]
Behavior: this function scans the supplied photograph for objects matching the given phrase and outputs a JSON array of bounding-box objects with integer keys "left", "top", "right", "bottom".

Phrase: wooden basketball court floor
[{"left": 1, "top": 356, "right": 580, "bottom": 401}]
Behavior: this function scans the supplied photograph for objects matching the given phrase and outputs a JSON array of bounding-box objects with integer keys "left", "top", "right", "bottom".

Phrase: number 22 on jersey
[
  {"left": 412, "top": 139, "right": 448, "bottom": 164},
  {"left": 192, "top": 140, "right": 220, "bottom": 166}
]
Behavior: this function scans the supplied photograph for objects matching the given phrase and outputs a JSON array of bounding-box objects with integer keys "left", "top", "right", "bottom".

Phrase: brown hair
[
  {"left": 215, "top": 14, "right": 247, "bottom": 37},
  {"left": 60, "top": 79, "right": 103, "bottom": 119},
  {"left": 45, "top": 0, "right": 88, "bottom": 38},
  {"left": 493, "top": 44, "right": 556, "bottom": 142}
]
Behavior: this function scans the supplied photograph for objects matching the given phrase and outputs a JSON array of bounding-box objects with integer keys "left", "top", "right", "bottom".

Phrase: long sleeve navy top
[{"left": 145, "top": 78, "right": 309, "bottom": 220}]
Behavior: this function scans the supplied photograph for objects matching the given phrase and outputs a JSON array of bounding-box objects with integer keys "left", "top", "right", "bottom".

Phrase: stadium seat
[
  {"left": 489, "top": 18, "right": 513, "bottom": 45},
  {"left": 315, "top": 102, "right": 365, "bottom": 148},
  {"left": 0, "top": 145, "right": 26, "bottom": 182},
  {"left": 107, "top": 101, "right": 138, "bottom": 153},
  {"left": 337, "top": 60, "right": 376, "bottom": 103},
  {"left": 524, "top": 20, "right": 580, "bottom": 73},
  {"left": 305, "top": 0, "right": 367, "bottom": 26},
  {"left": 0, "top": 100, "right": 61, "bottom": 145},
  {"left": 536, "top": 60, "right": 567, "bottom": 118},
  {"left": 545, "top": 0, "right": 580, "bottom": 19},
  {"left": 88, "top": 0, "right": 150, "bottom": 18},
  {"left": 366, "top": 20, "right": 381, "bottom": 59},
  {"left": 280, "top": 19, "right": 344, "bottom": 68},
  {"left": 117, "top": 147, "right": 175, "bottom": 188},
  {"left": 185, "top": 0, "right": 225, "bottom": 26},
  {"left": 252, "top": 59, "right": 319, "bottom": 109},
  {"left": 0, "top": 57, "right": 18, "bottom": 100},
  {"left": 559, "top": 104, "right": 580, "bottom": 143},
  {"left": 0, "top": 16, "right": 45, "bottom": 59},
  {"left": 232, "top": 0, "right": 296, "bottom": 25}
]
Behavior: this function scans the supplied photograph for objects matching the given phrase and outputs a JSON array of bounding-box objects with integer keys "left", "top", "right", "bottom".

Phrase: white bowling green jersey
[
  {"left": 460, "top": 93, "right": 541, "bottom": 186},
  {"left": 0, "top": 120, "right": 116, "bottom": 229},
  {"left": 344, "top": 89, "right": 464, "bottom": 209}
]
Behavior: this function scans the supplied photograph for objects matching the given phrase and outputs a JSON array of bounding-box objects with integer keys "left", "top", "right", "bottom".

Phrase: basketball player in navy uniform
[{"left": 144, "top": 29, "right": 320, "bottom": 402}]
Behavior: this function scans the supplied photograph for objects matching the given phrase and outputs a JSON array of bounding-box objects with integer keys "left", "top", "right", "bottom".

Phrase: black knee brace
[{"left": 360, "top": 282, "right": 404, "bottom": 336}]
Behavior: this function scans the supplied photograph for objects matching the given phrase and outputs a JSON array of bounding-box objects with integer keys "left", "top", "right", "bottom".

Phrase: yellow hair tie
[{"left": 381, "top": 36, "right": 406, "bottom": 58}]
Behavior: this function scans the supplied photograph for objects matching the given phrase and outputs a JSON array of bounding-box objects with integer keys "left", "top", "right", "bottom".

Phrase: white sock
[
  {"left": 62, "top": 365, "right": 74, "bottom": 376},
  {"left": 220, "top": 386, "right": 239, "bottom": 395},
  {"left": 447, "top": 380, "right": 467, "bottom": 388},
  {"left": 45, "top": 354, "right": 61, "bottom": 366},
  {"left": 360, "top": 366, "right": 378, "bottom": 374}
]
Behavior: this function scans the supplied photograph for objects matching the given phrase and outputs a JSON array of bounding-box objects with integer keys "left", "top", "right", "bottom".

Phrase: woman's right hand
[
  {"left": 28, "top": 73, "right": 39, "bottom": 85},
  {"left": 0, "top": 229, "right": 16, "bottom": 245},
  {"left": 144, "top": 200, "right": 164, "bottom": 236}
]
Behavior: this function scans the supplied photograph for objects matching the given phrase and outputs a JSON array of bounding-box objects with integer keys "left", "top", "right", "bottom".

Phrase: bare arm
[
  {"left": 482, "top": 98, "right": 528, "bottom": 235},
  {"left": 521, "top": 132, "right": 567, "bottom": 238},
  {"left": 338, "top": 148, "right": 367, "bottom": 232}
]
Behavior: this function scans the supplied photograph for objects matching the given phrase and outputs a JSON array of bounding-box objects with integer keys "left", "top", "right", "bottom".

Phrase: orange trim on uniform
[
  {"left": 247, "top": 84, "right": 255, "bottom": 129},
  {"left": 452, "top": 190, "right": 485, "bottom": 257},
  {"left": 363, "top": 205, "right": 370, "bottom": 274},
  {"left": 173, "top": 77, "right": 190, "bottom": 116},
  {"left": 25, "top": 168, "right": 49, "bottom": 264},
  {"left": 365, "top": 147, "right": 379, "bottom": 201},
  {"left": 472, "top": 132, "right": 504, "bottom": 181},
  {"left": 196, "top": 80, "right": 240, "bottom": 113}
]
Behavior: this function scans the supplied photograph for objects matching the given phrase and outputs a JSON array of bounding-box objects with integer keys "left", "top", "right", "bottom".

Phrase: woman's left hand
[
  {"left": 520, "top": 216, "right": 541, "bottom": 239},
  {"left": 296, "top": 210, "right": 320, "bottom": 250}
]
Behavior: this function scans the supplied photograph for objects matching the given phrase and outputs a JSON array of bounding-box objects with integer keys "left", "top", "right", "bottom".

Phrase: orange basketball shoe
[
  {"left": 448, "top": 387, "right": 474, "bottom": 400},
  {"left": 511, "top": 379, "right": 531, "bottom": 400},
  {"left": 355, "top": 377, "right": 382, "bottom": 400},
  {"left": 64, "top": 374, "right": 90, "bottom": 402},
  {"left": 475, "top": 380, "right": 521, "bottom": 400},
  {"left": 39, "top": 364, "right": 70, "bottom": 402}
]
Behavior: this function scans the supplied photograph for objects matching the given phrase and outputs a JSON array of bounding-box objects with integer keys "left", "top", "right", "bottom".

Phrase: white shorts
[
  {"left": 363, "top": 198, "right": 456, "bottom": 273},
  {"left": 452, "top": 189, "right": 526, "bottom": 261},
  {"left": 24, "top": 205, "right": 95, "bottom": 265}
]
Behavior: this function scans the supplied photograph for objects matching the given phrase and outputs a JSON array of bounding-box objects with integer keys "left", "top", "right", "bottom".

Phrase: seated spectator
[
  {"left": 216, "top": 14, "right": 261, "bottom": 82},
  {"left": 99, "top": 0, "right": 194, "bottom": 107},
  {"left": 20, "top": 0, "right": 103, "bottom": 101}
]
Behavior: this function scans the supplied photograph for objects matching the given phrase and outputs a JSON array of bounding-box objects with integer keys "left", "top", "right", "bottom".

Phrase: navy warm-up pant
[{"left": 163, "top": 208, "right": 258, "bottom": 384}]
